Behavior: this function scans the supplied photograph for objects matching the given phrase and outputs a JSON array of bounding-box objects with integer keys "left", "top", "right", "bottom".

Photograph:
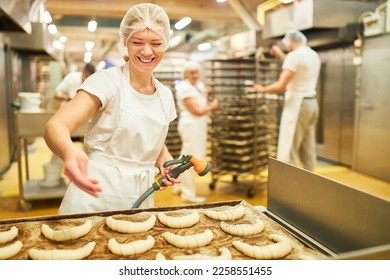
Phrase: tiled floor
[{"left": 0, "top": 137, "right": 389, "bottom": 220}]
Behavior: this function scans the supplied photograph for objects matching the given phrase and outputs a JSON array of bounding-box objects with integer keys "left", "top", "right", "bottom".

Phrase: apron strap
[{"left": 89, "top": 152, "right": 155, "bottom": 169}]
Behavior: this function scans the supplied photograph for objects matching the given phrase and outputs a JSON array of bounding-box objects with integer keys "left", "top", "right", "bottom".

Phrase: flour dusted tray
[{"left": 0, "top": 200, "right": 326, "bottom": 260}]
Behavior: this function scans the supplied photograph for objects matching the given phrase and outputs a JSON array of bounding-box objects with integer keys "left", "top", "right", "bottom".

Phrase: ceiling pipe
[
  {"left": 188, "top": 29, "right": 219, "bottom": 45},
  {"left": 257, "top": 0, "right": 282, "bottom": 26},
  {"left": 29, "top": 0, "right": 45, "bottom": 23},
  {"left": 227, "top": 0, "right": 262, "bottom": 31},
  {"left": 167, "top": 29, "right": 220, "bottom": 51},
  {"left": 168, "top": 32, "right": 187, "bottom": 50}
]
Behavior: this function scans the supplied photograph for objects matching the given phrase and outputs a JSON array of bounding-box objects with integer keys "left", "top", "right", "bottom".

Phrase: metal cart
[{"left": 204, "top": 57, "right": 280, "bottom": 197}]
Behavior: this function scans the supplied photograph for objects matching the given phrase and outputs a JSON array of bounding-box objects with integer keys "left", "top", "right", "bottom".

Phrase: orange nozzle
[{"left": 190, "top": 156, "right": 211, "bottom": 176}]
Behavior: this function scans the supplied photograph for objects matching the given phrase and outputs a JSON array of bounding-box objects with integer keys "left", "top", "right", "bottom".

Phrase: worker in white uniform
[
  {"left": 40, "top": 63, "right": 96, "bottom": 188},
  {"left": 253, "top": 30, "right": 321, "bottom": 171},
  {"left": 174, "top": 61, "right": 219, "bottom": 203},
  {"left": 43, "top": 3, "right": 180, "bottom": 214},
  {"left": 54, "top": 63, "right": 96, "bottom": 108}
]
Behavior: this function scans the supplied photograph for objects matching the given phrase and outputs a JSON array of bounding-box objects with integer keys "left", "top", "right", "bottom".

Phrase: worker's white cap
[
  {"left": 118, "top": 3, "right": 170, "bottom": 59},
  {"left": 282, "top": 29, "right": 307, "bottom": 47},
  {"left": 182, "top": 61, "right": 201, "bottom": 79}
]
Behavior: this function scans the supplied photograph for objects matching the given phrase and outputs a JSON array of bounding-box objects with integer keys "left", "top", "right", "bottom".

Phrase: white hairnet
[
  {"left": 118, "top": 3, "right": 170, "bottom": 58},
  {"left": 282, "top": 29, "right": 307, "bottom": 47},
  {"left": 182, "top": 61, "right": 201, "bottom": 79}
]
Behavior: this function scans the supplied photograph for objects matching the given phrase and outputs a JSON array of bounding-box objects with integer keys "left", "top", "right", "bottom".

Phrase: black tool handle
[{"left": 152, "top": 162, "right": 194, "bottom": 190}]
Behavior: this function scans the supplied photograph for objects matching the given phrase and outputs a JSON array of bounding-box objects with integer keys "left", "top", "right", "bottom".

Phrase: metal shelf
[{"left": 204, "top": 57, "right": 281, "bottom": 198}]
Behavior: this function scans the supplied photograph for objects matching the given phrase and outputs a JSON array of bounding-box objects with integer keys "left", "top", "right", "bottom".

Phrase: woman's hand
[
  {"left": 155, "top": 145, "right": 181, "bottom": 190},
  {"left": 157, "top": 160, "right": 182, "bottom": 191},
  {"left": 63, "top": 148, "right": 102, "bottom": 197}
]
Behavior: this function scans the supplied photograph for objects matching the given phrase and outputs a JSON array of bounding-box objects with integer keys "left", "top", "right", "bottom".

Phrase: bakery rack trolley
[{"left": 204, "top": 57, "right": 279, "bottom": 198}]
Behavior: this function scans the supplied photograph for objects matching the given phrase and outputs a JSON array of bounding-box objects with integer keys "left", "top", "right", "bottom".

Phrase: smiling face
[{"left": 127, "top": 28, "right": 166, "bottom": 75}]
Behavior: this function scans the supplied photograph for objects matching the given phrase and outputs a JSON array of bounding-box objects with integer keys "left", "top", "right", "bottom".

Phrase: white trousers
[
  {"left": 177, "top": 117, "right": 207, "bottom": 198},
  {"left": 290, "top": 98, "right": 319, "bottom": 171}
]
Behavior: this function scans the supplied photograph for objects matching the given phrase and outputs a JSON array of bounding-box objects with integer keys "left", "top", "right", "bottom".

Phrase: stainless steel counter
[
  {"left": 266, "top": 158, "right": 390, "bottom": 259},
  {"left": 15, "top": 110, "right": 87, "bottom": 211}
]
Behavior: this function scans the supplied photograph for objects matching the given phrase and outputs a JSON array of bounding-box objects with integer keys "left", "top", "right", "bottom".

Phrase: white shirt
[
  {"left": 55, "top": 71, "right": 82, "bottom": 100},
  {"left": 282, "top": 45, "right": 321, "bottom": 97},
  {"left": 79, "top": 65, "right": 177, "bottom": 157},
  {"left": 176, "top": 80, "right": 208, "bottom": 120}
]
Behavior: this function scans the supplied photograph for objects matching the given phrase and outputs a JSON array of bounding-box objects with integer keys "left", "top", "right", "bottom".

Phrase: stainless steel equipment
[
  {"left": 0, "top": 0, "right": 32, "bottom": 173},
  {"left": 353, "top": 33, "right": 390, "bottom": 181},
  {"left": 262, "top": 0, "right": 376, "bottom": 39},
  {"left": 7, "top": 22, "right": 61, "bottom": 60},
  {"left": 0, "top": 0, "right": 61, "bottom": 175},
  {"left": 264, "top": 158, "right": 390, "bottom": 259},
  {"left": 0, "top": 37, "right": 11, "bottom": 173},
  {"left": 15, "top": 111, "right": 87, "bottom": 211},
  {"left": 0, "top": 0, "right": 32, "bottom": 34},
  {"left": 315, "top": 46, "right": 356, "bottom": 166}
]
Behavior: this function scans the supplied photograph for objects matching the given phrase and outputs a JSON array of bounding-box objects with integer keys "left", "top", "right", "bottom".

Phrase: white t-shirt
[
  {"left": 55, "top": 71, "right": 82, "bottom": 99},
  {"left": 176, "top": 80, "right": 208, "bottom": 120},
  {"left": 79, "top": 65, "right": 177, "bottom": 154},
  {"left": 282, "top": 46, "right": 321, "bottom": 97}
]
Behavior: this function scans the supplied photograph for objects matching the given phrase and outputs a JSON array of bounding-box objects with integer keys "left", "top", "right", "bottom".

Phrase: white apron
[
  {"left": 58, "top": 66, "right": 169, "bottom": 214},
  {"left": 177, "top": 82, "right": 208, "bottom": 159},
  {"left": 176, "top": 82, "right": 208, "bottom": 198},
  {"left": 276, "top": 91, "right": 304, "bottom": 162}
]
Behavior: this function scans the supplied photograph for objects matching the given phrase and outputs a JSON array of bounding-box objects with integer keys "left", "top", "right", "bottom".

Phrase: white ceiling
[
  {"left": 44, "top": 0, "right": 379, "bottom": 66},
  {"left": 44, "top": 0, "right": 266, "bottom": 65}
]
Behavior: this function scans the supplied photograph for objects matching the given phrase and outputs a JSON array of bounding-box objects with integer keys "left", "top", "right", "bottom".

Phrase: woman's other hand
[{"left": 63, "top": 148, "right": 102, "bottom": 197}]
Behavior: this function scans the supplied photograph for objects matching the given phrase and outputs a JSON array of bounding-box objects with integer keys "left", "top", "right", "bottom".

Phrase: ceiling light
[
  {"left": 84, "top": 52, "right": 92, "bottom": 63},
  {"left": 88, "top": 20, "right": 97, "bottom": 32},
  {"left": 197, "top": 42, "right": 211, "bottom": 51},
  {"left": 84, "top": 56, "right": 92, "bottom": 63},
  {"left": 85, "top": 41, "right": 94, "bottom": 51},
  {"left": 175, "top": 17, "right": 192, "bottom": 30},
  {"left": 48, "top": 24, "right": 57, "bottom": 34},
  {"left": 279, "top": 0, "right": 294, "bottom": 3},
  {"left": 53, "top": 40, "right": 64, "bottom": 50},
  {"left": 59, "top": 35, "right": 68, "bottom": 43},
  {"left": 216, "top": 0, "right": 226, "bottom": 3}
]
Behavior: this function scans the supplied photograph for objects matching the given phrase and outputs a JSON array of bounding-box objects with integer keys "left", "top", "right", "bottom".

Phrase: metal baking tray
[{"left": 0, "top": 200, "right": 325, "bottom": 260}]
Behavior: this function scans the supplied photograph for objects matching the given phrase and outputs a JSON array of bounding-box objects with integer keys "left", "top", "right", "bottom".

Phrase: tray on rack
[{"left": 212, "top": 136, "right": 271, "bottom": 146}]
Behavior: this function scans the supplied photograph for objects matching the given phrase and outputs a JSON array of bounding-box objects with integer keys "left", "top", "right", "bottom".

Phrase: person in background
[
  {"left": 40, "top": 64, "right": 96, "bottom": 187},
  {"left": 54, "top": 63, "right": 96, "bottom": 108},
  {"left": 43, "top": 3, "right": 180, "bottom": 214},
  {"left": 173, "top": 61, "right": 219, "bottom": 203},
  {"left": 253, "top": 30, "right": 321, "bottom": 171}
]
